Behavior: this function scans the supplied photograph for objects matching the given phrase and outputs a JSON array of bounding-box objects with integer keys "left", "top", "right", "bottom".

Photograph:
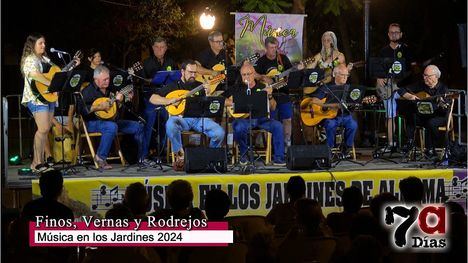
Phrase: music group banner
[
  {"left": 234, "top": 12, "right": 306, "bottom": 63},
  {"left": 31, "top": 169, "right": 466, "bottom": 219}
]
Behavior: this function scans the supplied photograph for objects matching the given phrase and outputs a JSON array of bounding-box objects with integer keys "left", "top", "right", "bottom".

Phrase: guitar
[
  {"left": 80, "top": 61, "right": 144, "bottom": 91},
  {"left": 227, "top": 79, "right": 288, "bottom": 118},
  {"left": 196, "top": 53, "right": 260, "bottom": 94},
  {"left": 303, "top": 61, "right": 365, "bottom": 95},
  {"left": 33, "top": 50, "right": 82, "bottom": 103},
  {"left": 376, "top": 52, "right": 444, "bottom": 100},
  {"left": 300, "top": 95, "right": 377, "bottom": 127},
  {"left": 92, "top": 84, "right": 134, "bottom": 120},
  {"left": 166, "top": 74, "right": 226, "bottom": 116},
  {"left": 265, "top": 56, "right": 315, "bottom": 81}
]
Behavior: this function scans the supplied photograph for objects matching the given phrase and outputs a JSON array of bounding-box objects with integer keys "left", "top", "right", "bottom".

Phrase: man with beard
[{"left": 149, "top": 60, "right": 225, "bottom": 169}]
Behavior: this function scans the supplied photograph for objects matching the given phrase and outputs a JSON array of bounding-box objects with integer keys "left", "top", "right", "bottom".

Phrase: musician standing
[
  {"left": 397, "top": 65, "right": 449, "bottom": 157},
  {"left": 255, "top": 36, "right": 293, "bottom": 149},
  {"left": 308, "top": 65, "right": 357, "bottom": 157},
  {"left": 225, "top": 63, "right": 285, "bottom": 165},
  {"left": 376, "top": 23, "right": 416, "bottom": 151},
  {"left": 149, "top": 60, "right": 225, "bottom": 170},
  {"left": 195, "top": 31, "right": 232, "bottom": 78},
  {"left": 80, "top": 65, "right": 145, "bottom": 169},
  {"left": 20, "top": 33, "right": 80, "bottom": 172},
  {"left": 141, "top": 37, "right": 177, "bottom": 162}
]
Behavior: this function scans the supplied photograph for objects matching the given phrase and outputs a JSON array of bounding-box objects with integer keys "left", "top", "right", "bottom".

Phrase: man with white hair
[
  {"left": 308, "top": 64, "right": 358, "bottom": 157},
  {"left": 397, "top": 65, "right": 450, "bottom": 157}
]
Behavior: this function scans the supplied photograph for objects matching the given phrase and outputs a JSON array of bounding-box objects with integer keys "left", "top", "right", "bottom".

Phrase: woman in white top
[{"left": 20, "top": 33, "right": 82, "bottom": 172}]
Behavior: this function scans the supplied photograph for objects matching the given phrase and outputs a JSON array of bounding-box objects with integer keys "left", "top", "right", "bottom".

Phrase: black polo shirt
[
  {"left": 255, "top": 54, "right": 292, "bottom": 104},
  {"left": 379, "top": 43, "right": 415, "bottom": 85},
  {"left": 197, "top": 48, "right": 232, "bottom": 69},
  {"left": 142, "top": 55, "right": 177, "bottom": 79},
  {"left": 80, "top": 82, "right": 112, "bottom": 121},
  {"left": 155, "top": 79, "right": 205, "bottom": 98}
]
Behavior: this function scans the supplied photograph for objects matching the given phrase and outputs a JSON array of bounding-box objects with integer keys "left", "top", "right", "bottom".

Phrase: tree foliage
[
  {"left": 241, "top": 0, "right": 292, "bottom": 13},
  {"left": 103, "top": 0, "right": 197, "bottom": 65},
  {"left": 314, "top": 0, "right": 362, "bottom": 16}
]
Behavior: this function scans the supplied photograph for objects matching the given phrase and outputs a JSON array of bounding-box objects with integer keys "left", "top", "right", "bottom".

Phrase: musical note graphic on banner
[{"left": 91, "top": 185, "right": 123, "bottom": 211}]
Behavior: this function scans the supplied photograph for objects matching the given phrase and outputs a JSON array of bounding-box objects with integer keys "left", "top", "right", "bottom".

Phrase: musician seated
[
  {"left": 149, "top": 60, "right": 225, "bottom": 170},
  {"left": 224, "top": 63, "right": 285, "bottom": 165},
  {"left": 397, "top": 65, "right": 450, "bottom": 157},
  {"left": 308, "top": 64, "right": 358, "bottom": 157},
  {"left": 81, "top": 65, "right": 145, "bottom": 169}
]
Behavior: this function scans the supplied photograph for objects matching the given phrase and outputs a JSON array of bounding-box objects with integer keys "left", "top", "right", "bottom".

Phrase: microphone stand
[{"left": 319, "top": 82, "right": 363, "bottom": 167}]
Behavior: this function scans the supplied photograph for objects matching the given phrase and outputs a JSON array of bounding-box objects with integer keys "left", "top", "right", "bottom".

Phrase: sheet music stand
[
  {"left": 181, "top": 96, "right": 226, "bottom": 173},
  {"left": 151, "top": 70, "right": 181, "bottom": 86},
  {"left": 368, "top": 57, "right": 407, "bottom": 162},
  {"left": 232, "top": 91, "right": 269, "bottom": 173},
  {"left": 48, "top": 70, "right": 87, "bottom": 174}
]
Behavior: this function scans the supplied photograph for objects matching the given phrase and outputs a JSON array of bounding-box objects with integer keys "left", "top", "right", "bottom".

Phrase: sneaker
[
  {"left": 141, "top": 158, "right": 159, "bottom": 168},
  {"left": 95, "top": 156, "right": 112, "bottom": 170},
  {"left": 401, "top": 140, "right": 414, "bottom": 154},
  {"left": 424, "top": 148, "right": 438, "bottom": 158},
  {"left": 32, "top": 163, "right": 52, "bottom": 174},
  {"left": 273, "top": 158, "right": 286, "bottom": 166}
]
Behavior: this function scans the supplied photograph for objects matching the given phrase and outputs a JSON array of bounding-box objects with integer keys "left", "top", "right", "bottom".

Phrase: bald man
[
  {"left": 397, "top": 65, "right": 450, "bottom": 157},
  {"left": 308, "top": 64, "right": 358, "bottom": 157},
  {"left": 223, "top": 63, "right": 285, "bottom": 165}
]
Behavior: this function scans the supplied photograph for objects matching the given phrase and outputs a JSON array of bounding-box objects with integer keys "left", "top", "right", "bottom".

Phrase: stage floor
[{"left": 6, "top": 149, "right": 453, "bottom": 189}]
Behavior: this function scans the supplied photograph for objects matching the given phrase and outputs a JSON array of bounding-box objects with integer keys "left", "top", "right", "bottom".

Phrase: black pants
[{"left": 406, "top": 113, "right": 448, "bottom": 149}]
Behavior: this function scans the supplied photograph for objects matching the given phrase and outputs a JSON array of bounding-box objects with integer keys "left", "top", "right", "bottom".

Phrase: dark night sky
[{"left": 2, "top": 0, "right": 467, "bottom": 96}]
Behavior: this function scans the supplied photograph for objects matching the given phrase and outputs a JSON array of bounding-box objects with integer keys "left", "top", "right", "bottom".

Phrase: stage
[{"left": 6, "top": 150, "right": 467, "bottom": 218}]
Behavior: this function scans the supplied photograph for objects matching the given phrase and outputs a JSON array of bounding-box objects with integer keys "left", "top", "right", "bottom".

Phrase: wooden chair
[
  {"left": 416, "top": 98, "right": 456, "bottom": 156},
  {"left": 74, "top": 116, "right": 126, "bottom": 169},
  {"left": 166, "top": 131, "right": 208, "bottom": 163},
  {"left": 232, "top": 129, "right": 272, "bottom": 164},
  {"left": 332, "top": 127, "right": 357, "bottom": 160}
]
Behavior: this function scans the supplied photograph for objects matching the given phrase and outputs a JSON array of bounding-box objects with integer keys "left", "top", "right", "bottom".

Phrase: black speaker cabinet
[
  {"left": 185, "top": 147, "right": 227, "bottom": 173},
  {"left": 286, "top": 144, "right": 331, "bottom": 170}
]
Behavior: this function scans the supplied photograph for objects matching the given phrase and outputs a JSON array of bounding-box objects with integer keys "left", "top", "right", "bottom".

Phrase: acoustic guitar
[
  {"left": 166, "top": 74, "right": 226, "bottom": 116},
  {"left": 227, "top": 79, "right": 288, "bottom": 118},
  {"left": 300, "top": 95, "right": 377, "bottom": 127},
  {"left": 92, "top": 84, "right": 134, "bottom": 120},
  {"left": 196, "top": 53, "right": 260, "bottom": 94},
  {"left": 33, "top": 50, "right": 82, "bottom": 103},
  {"left": 265, "top": 56, "right": 315, "bottom": 81}
]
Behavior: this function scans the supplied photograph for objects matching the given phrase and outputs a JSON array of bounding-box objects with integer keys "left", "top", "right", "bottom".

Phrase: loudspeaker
[
  {"left": 185, "top": 147, "right": 227, "bottom": 173},
  {"left": 286, "top": 144, "right": 331, "bottom": 170}
]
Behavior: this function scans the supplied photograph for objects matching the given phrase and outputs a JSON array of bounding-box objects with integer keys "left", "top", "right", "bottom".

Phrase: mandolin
[
  {"left": 33, "top": 50, "right": 82, "bottom": 103},
  {"left": 92, "top": 84, "right": 134, "bottom": 120},
  {"left": 300, "top": 95, "right": 377, "bottom": 127},
  {"left": 166, "top": 74, "right": 225, "bottom": 116}
]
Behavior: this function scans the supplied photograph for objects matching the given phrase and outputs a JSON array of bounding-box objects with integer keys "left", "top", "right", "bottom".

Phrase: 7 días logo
[{"left": 384, "top": 204, "right": 448, "bottom": 251}]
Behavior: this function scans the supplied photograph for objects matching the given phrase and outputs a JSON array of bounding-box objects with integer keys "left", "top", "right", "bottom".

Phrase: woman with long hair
[{"left": 20, "top": 33, "right": 79, "bottom": 172}]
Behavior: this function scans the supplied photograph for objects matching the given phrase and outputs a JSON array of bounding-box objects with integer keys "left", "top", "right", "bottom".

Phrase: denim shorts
[
  {"left": 383, "top": 92, "right": 400, "bottom": 118},
  {"left": 27, "top": 101, "right": 55, "bottom": 114}
]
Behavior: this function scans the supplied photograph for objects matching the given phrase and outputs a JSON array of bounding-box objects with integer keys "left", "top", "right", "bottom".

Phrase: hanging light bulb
[{"left": 200, "top": 7, "right": 215, "bottom": 30}]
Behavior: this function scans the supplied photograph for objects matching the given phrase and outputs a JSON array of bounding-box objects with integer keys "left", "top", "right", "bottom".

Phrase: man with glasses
[
  {"left": 224, "top": 63, "right": 285, "bottom": 165},
  {"left": 376, "top": 23, "right": 416, "bottom": 152},
  {"left": 397, "top": 65, "right": 449, "bottom": 158},
  {"left": 308, "top": 65, "right": 357, "bottom": 157},
  {"left": 149, "top": 60, "right": 225, "bottom": 170},
  {"left": 196, "top": 31, "right": 232, "bottom": 79}
]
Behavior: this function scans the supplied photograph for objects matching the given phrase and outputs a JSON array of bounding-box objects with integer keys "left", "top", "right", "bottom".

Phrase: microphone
[
  {"left": 50, "top": 48, "right": 69, "bottom": 55},
  {"left": 245, "top": 79, "right": 251, "bottom": 95}
]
